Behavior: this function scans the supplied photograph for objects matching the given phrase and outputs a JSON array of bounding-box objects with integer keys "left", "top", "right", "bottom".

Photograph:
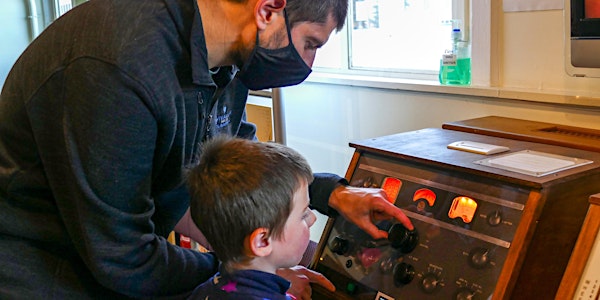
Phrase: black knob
[
  {"left": 487, "top": 210, "right": 502, "bottom": 226},
  {"left": 469, "top": 247, "right": 491, "bottom": 269},
  {"left": 421, "top": 273, "right": 442, "bottom": 294},
  {"left": 329, "top": 236, "right": 350, "bottom": 255},
  {"left": 393, "top": 262, "right": 415, "bottom": 286},
  {"left": 388, "top": 224, "right": 419, "bottom": 253}
]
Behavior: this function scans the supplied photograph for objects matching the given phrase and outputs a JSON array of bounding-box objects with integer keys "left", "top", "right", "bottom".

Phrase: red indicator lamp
[{"left": 381, "top": 177, "right": 402, "bottom": 204}]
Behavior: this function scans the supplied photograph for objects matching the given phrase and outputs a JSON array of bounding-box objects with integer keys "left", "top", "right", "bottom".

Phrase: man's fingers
[
  {"left": 379, "top": 199, "right": 414, "bottom": 231},
  {"left": 361, "top": 222, "right": 389, "bottom": 240}
]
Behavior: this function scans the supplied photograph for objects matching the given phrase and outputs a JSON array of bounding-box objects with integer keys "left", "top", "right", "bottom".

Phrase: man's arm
[
  {"left": 33, "top": 58, "right": 218, "bottom": 297},
  {"left": 309, "top": 173, "right": 347, "bottom": 216}
]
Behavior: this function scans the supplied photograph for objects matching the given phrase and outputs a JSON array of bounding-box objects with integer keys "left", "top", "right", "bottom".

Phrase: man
[{"left": 0, "top": 0, "right": 412, "bottom": 299}]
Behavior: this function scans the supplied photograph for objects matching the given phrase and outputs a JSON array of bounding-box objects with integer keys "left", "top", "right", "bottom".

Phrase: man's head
[
  {"left": 235, "top": 0, "right": 348, "bottom": 89},
  {"left": 287, "top": 0, "right": 348, "bottom": 32},
  {"left": 188, "top": 136, "right": 315, "bottom": 270},
  {"left": 247, "top": 0, "right": 348, "bottom": 66},
  {"left": 287, "top": 0, "right": 348, "bottom": 68}
]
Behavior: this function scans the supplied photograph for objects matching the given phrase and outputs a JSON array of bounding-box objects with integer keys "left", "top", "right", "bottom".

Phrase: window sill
[{"left": 305, "top": 71, "right": 600, "bottom": 109}]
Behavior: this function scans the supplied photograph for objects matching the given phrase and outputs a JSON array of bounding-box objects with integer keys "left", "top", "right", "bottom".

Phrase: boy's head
[{"left": 188, "top": 136, "right": 315, "bottom": 271}]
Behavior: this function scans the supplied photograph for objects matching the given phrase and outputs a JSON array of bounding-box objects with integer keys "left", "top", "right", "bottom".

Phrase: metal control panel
[{"left": 310, "top": 128, "right": 600, "bottom": 300}]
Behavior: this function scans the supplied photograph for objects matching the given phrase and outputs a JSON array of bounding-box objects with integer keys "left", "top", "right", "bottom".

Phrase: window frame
[{"left": 311, "top": 0, "right": 494, "bottom": 87}]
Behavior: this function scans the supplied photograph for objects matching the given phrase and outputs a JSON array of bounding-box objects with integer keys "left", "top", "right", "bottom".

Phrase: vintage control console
[{"left": 310, "top": 128, "right": 600, "bottom": 300}]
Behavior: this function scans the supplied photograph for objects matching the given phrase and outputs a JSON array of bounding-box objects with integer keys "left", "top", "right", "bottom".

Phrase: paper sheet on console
[{"left": 474, "top": 150, "right": 593, "bottom": 177}]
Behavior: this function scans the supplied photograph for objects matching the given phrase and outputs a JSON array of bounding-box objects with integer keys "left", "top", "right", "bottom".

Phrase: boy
[{"left": 187, "top": 136, "right": 320, "bottom": 299}]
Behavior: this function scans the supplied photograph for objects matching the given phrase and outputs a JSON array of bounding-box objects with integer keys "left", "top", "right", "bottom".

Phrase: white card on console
[{"left": 447, "top": 141, "right": 510, "bottom": 155}]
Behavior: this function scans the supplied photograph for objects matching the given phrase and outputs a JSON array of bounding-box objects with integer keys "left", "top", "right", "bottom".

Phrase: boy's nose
[{"left": 307, "top": 210, "right": 317, "bottom": 227}]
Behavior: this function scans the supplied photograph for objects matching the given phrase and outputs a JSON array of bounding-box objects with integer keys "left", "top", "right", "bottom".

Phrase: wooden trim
[
  {"left": 493, "top": 190, "right": 544, "bottom": 300},
  {"left": 555, "top": 193, "right": 600, "bottom": 299},
  {"left": 344, "top": 151, "right": 361, "bottom": 181}
]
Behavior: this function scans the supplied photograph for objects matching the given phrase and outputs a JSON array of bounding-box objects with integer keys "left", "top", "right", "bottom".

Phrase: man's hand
[
  {"left": 277, "top": 266, "right": 335, "bottom": 300},
  {"left": 329, "top": 185, "right": 414, "bottom": 240}
]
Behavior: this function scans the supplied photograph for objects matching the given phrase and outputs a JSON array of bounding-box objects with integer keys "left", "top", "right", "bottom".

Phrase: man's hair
[
  {"left": 188, "top": 136, "right": 313, "bottom": 265},
  {"left": 286, "top": 0, "right": 349, "bottom": 32}
]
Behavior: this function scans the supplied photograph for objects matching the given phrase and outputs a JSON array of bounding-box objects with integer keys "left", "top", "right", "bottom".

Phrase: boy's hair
[
  {"left": 188, "top": 136, "right": 313, "bottom": 265},
  {"left": 287, "top": 0, "right": 349, "bottom": 32}
]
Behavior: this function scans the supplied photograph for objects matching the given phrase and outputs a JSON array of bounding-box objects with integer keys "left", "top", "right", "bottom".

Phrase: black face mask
[{"left": 237, "top": 10, "right": 312, "bottom": 90}]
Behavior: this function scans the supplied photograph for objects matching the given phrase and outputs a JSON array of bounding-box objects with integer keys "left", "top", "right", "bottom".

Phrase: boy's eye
[{"left": 302, "top": 209, "right": 311, "bottom": 219}]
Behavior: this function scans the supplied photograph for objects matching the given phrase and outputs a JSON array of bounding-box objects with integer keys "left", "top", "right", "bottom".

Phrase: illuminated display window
[
  {"left": 413, "top": 188, "right": 436, "bottom": 207},
  {"left": 448, "top": 196, "right": 478, "bottom": 223}
]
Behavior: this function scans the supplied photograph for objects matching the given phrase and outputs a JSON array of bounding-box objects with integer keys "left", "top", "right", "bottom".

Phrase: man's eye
[{"left": 306, "top": 43, "right": 319, "bottom": 50}]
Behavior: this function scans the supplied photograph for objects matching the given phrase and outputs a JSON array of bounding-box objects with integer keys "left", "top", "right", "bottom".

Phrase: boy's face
[{"left": 271, "top": 180, "right": 316, "bottom": 268}]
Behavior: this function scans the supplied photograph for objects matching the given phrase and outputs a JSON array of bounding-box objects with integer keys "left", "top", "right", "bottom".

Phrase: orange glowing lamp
[
  {"left": 448, "top": 196, "right": 478, "bottom": 223},
  {"left": 381, "top": 177, "right": 402, "bottom": 204},
  {"left": 413, "top": 188, "right": 436, "bottom": 207}
]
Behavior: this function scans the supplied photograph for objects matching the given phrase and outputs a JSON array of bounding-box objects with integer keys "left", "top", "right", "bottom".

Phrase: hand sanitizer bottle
[{"left": 439, "top": 27, "right": 471, "bottom": 85}]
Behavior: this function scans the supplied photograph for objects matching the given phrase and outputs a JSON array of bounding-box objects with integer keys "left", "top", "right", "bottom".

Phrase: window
[
  {"left": 56, "top": 0, "right": 73, "bottom": 17},
  {"left": 26, "top": 0, "right": 87, "bottom": 40},
  {"left": 314, "top": 0, "right": 469, "bottom": 81}
]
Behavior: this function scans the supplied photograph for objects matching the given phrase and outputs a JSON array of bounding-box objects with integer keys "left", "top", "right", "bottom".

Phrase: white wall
[
  {"left": 283, "top": 82, "right": 600, "bottom": 175},
  {"left": 501, "top": 10, "right": 598, "bottom": 94}
]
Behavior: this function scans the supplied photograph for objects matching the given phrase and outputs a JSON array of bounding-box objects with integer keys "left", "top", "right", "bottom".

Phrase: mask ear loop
[
  {"left": 282, "top": 8, "right": 309, "bottom": 67},
  {"left": 283, "top": 9, "right": 293, "bottom": 48},
  {"left": 239, "top": 8, "right": 295, "bottom": 75}
]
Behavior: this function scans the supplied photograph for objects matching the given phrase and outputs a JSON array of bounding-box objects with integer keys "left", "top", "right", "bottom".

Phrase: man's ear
[
  {"left": 248, "top": 227, "right": 273, "bottom": 257},
  {"left": 254, "top": 0, "right": 286, "bottom": 30}
]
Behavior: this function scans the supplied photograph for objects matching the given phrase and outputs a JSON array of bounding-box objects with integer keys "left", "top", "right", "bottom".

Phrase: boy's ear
[
  {"left": 254, "top": 0, "right": 286, "bottom": 30},
  {"left": 248, "top": 227, "right": 273, "bottom": 257}
]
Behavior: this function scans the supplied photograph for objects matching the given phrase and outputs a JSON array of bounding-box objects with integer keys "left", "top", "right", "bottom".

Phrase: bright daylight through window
[{"left": 314, "top": 0, "right": 466, "bottom": 80}]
